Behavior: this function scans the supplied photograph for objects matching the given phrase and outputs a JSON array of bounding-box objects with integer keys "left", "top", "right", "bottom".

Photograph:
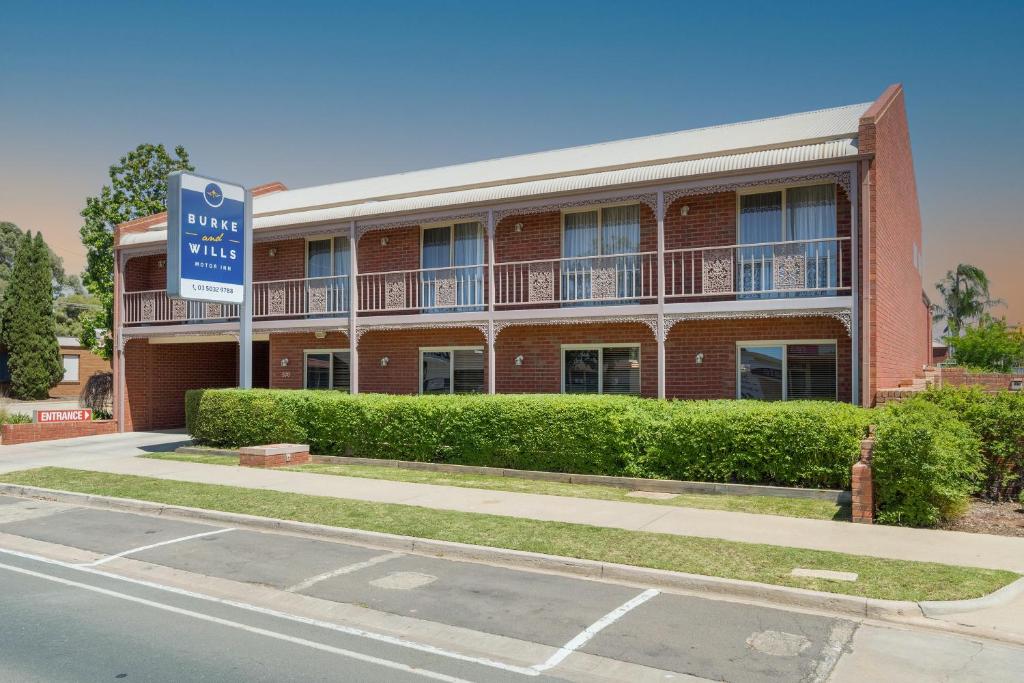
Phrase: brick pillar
[{"left": 851, "top": 427, "right": 876, "bottom": 524}]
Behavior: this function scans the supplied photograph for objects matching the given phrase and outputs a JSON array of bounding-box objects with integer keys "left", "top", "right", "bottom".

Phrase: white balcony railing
[
  {"left": 357, "top": 264, "right": 486, "bottom": 313},
  {"left": 121, "top": 239, "right": 850, "bottom": 326},
  {"left": 494, "top": 252, "right": 658, "bottom": 307},
  {"left": 664, "top": 237, "right": 851, "bottom": 298},
  {"left": 253, "top": 275, "right": 349, "bottom": 318}
]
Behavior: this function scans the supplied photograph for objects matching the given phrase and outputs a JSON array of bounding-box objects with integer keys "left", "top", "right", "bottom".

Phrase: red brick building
[{"left": 113, "top": 84, "right": 930, "bottom": 430}]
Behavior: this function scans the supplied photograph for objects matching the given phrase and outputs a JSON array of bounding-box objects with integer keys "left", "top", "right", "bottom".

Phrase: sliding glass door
[
  {"left": 421, "top": 222, "right": 484, "bottom": 312},
  {"left": 562, "top": 205, "right": 640, "bottom": 305},
  {"left": 306, "top": 236, "right": 350, "bottom": 316}
]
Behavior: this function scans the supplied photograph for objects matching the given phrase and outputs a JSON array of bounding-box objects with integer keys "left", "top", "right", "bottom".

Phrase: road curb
[
  {"left": 919, "top": 576, "right": 1024, "bottom": 616},
  {"left": 2, "top": 483, "right": 1016, "bottom": 624}
]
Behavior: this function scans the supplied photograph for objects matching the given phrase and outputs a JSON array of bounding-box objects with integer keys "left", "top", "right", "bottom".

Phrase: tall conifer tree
[{"left": 1, "top": 232, "right": 63, "bottom": 399}]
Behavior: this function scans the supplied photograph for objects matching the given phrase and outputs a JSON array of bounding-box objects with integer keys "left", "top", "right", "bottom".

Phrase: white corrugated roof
[
  {"left": 258, "top": 102, "right": 869, "bottom": 215},
  {"left": 121, "top": 101, "right": 868, "bottom": 246}
]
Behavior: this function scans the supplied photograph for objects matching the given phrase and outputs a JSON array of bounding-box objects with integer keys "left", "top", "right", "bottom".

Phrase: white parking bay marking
[
  {"left": 0, "top": 560, "right": 470, "bottom": 683},
  {"left": 76, "top": 527, "right": 235, "bottom": 567},
  {"left": 533, "top": 588, "right": 660, "bottom": 672},
  {"left": 0, "top": 547, "right": 539, "bottom": 677},
  {"left": 286, "top": 552, "right": 403, "bottom": 593}
]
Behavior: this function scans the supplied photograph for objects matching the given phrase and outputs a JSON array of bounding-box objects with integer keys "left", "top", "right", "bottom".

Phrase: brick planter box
[
  {"left": 0, "top": 419, "right": 116, "bottom": 445},
  {"left": 239, "top": 444, "right": 311, "bottom": 468}
]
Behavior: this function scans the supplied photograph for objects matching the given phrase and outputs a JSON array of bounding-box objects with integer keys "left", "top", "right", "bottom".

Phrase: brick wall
[
  {"left": 495, "top": 323, "right": 657, "bottom": 396},
  {"left": 860, "top": 85, "right": 930, "bottom": 395},
  {"left": 359, "top": 328, "right": 487, "bottom": 394},
  {"left": 51, "top": 346, "right": 112, "bottom": 399},
  {"left": 124, "top": 254, "right": 164, "bottom": 292},
  {"left": 665, "top": 316, "right": 852, "bottom": 401},
  {"left": 1, "top": 419, "right": 117, "bottom": 445},
  {"left": 939, "top": 367, "right": 1024, "bottom": 393},
  {"left": 269, "top": 331, "right": 350, "bottom": 389},
  {"left": 255, "top": 238, "right": 306, "bottom": 282},
  {"left": 124, "top": 339, "right": 238, "bottom": 430}
]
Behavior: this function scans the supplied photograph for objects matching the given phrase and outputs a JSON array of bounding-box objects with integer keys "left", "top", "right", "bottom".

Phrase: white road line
[
  {"left": 77, "top": 527, "right": 235, "bottom": 567},
  {"left": 533, "top": 588, "right": 660, "bottom": 672},
  {"left": 286, "top": 552, "right": 402, "bottom": 593},
  {"left": 0, "top": 547, "right": 539, "bottom": 677},
  {"left": 0, "top": 560, "right": 470, "bottom": 683}
]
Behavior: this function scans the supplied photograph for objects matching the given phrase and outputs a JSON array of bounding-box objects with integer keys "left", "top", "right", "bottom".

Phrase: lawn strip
[
  {"left": 1, "top": 467, "right": 1014, "bottom": 602},
  {"left": 141, "top": 452, "right": 847, "bottom": 521}
]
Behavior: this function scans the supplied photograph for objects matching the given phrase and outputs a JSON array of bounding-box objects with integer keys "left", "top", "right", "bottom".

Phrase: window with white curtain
[
  {"left": 420, "top": 347, "right": 484, "bottom": 394},
  {"left": 421, "top": 222, "right": 484, "bottom": 312},
  {"left": 304, "top": 350, "right": 350, "bottom": 391},
  {"left": 61, "top": 354, "right": 80, "bottom": 383},
  {"left": 562, "top": 205, "right": 641, "bottom": 303},
  {"left": 738, "top": 184, "right": 837, "bottom": 295},
  {"left": 306, "top": 236, "right": 350, "bottom": 315},
  {"left": 737, "top": 342, "right": 837, "bottom": 401},
  {"left": 563, "top": 345, "right": 640, "bottom": 394}
]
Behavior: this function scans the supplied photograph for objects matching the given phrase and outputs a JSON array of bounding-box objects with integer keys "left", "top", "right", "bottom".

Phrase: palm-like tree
[{"left": 933, "top": 264, "right": 1002, "bottom": 336}]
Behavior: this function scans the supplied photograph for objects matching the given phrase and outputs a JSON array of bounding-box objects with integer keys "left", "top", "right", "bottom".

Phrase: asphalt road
[{"left": 0, "top": 493, "right": 1020, "bottom": 682}]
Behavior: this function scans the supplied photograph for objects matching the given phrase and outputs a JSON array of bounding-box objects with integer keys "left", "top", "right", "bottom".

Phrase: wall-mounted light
[
  {"left": 268, "top": 247, "right": 277, "bottom": 257},
  {"left": 314, "top": 330, "right": 327, "bottom": 339},
  {"left": 380, "top": 356, "right": 389, "bottom": 367},
  {"left": 157, "top": 259, "right": 166, "bottom": 268},
  {"left": 514, "top": 355, "right": 524, "bottom": 366},
  {"left": 514, "top": 223, "right": 523, "bottom": 233},
  {"left": 380, "top": 236, "right": 389, "bottom": 246},
  {"left": 680, "top": 206, "right": 690, "bottom": 217},
  {"left": 280, "top": 357, "right": 289, "bottom": 367},
  {"left": 695, "top": 352, "right": 704, "bottom": 365}
]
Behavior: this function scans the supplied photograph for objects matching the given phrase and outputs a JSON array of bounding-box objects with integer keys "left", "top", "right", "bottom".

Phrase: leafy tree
[
  {"left": 79, "top": 144, "right": 193, "bottom": 358},
  {"left": 0, "top": 221, "right": 71, "bottom": 301},
  {"left": 0, "top": 233, "right": 64, "bottom": 398},
  {"left": 933, "top": 264, "right": 1002, "bottom": 337},
  {"left": 947, "top": 317, "right": 1024, "bottom": 373}
]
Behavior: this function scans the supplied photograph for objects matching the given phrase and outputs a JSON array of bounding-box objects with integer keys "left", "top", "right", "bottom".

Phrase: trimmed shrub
[
  {"left": 872, "top": 398, "right": 983, "bottom": 527},
  {"left": 186, "top": 389, "right": 871, "bottom": 487},
  {"left": 642, "top": 401, "right": 870, "bottom": 488},
  {"left": 919, "top": 387, "right": 1024, "bottom": 501}
]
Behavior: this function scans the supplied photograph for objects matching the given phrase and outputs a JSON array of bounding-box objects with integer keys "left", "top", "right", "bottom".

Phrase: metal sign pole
[{"left": 240, "top": 188, "right": 253, "bottom": 389}]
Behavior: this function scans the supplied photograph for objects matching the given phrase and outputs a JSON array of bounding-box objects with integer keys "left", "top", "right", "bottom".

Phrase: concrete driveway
[{"left": 0, "top": 430, "right": 191, "bottom": 474}]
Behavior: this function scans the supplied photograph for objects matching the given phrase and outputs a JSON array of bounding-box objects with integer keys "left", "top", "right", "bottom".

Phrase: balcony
[{"left": 121, "top": 237, "right": 850, "bottom": 326}]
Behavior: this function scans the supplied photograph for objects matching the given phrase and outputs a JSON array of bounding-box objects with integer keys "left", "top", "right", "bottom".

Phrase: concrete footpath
[{"left": 60, "top": 455, "right": 1024, "bottom": 573}]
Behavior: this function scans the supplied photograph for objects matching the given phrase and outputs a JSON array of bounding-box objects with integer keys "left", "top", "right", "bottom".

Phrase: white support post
[
  {"left": 239, "top": 188, "right": 254, "bottom": 389},
  {"left": 486, "top": 210, "right": 496, "bottom": 394},
  {"left": 656, "top": 190, "right": 666, "bottom": 400},
  {"left": 849, "top": 168, "right": 861, "bottom": 406},
  {"left": 348, "top": 221, "right": 359, "bottom": 394},
  {"left": 114, "top": 251, "right": 126, "bottom": 432}
]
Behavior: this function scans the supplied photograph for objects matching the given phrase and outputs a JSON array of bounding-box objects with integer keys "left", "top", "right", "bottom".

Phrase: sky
[{"left": 1, "top": 1, "right": 1021, "bottom": 325}]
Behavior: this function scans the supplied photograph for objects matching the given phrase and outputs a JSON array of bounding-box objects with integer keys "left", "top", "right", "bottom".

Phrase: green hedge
[
  {"left": 186, "top": 390, "right": 871, "bottom": 488},
  {"left": 918, "top": 387, "right": 1024, "bottom": 501},
  {"left": 872, "top": 398, "right": 983, "bottom": 527}
]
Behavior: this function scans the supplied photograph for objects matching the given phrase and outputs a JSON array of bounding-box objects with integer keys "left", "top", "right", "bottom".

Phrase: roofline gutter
[{"left": 116, "top": 155, "right": 871, "bottom": 253}]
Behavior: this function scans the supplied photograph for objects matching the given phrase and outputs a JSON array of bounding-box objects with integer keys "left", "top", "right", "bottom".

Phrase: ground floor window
[
  {"left": 420, "top": 347, "right": 484, "bottom": 394},
  {"left": 737, "top": 341, "right": 836, "bottom": 401},
  {"left": 562, "top": 344, "right": 641, "bottom": 395},
  {"left": 61, "top": 354, "right": 80, "bottom": 383},
  {"left": 304, "top": 350, "right": 350, "bottom": 390}
]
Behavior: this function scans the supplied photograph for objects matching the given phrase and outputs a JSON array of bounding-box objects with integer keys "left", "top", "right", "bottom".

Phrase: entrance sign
[
  {"left": 167, "top": 172, "right": 248, "bottom": 304},
  {"left": 166, "top": 171, "right": 254, "bottom": 389},
  {"left": 36, "top": 409, "right": 92, "bottom": 423}
]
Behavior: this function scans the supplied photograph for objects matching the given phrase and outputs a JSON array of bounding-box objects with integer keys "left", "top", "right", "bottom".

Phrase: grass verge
[
  {"left": 2, "top": 466, "right": 1016, "bottom": 602},
  {"left": 142, "top": 452, "right": 848, "bottom": 521}
]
